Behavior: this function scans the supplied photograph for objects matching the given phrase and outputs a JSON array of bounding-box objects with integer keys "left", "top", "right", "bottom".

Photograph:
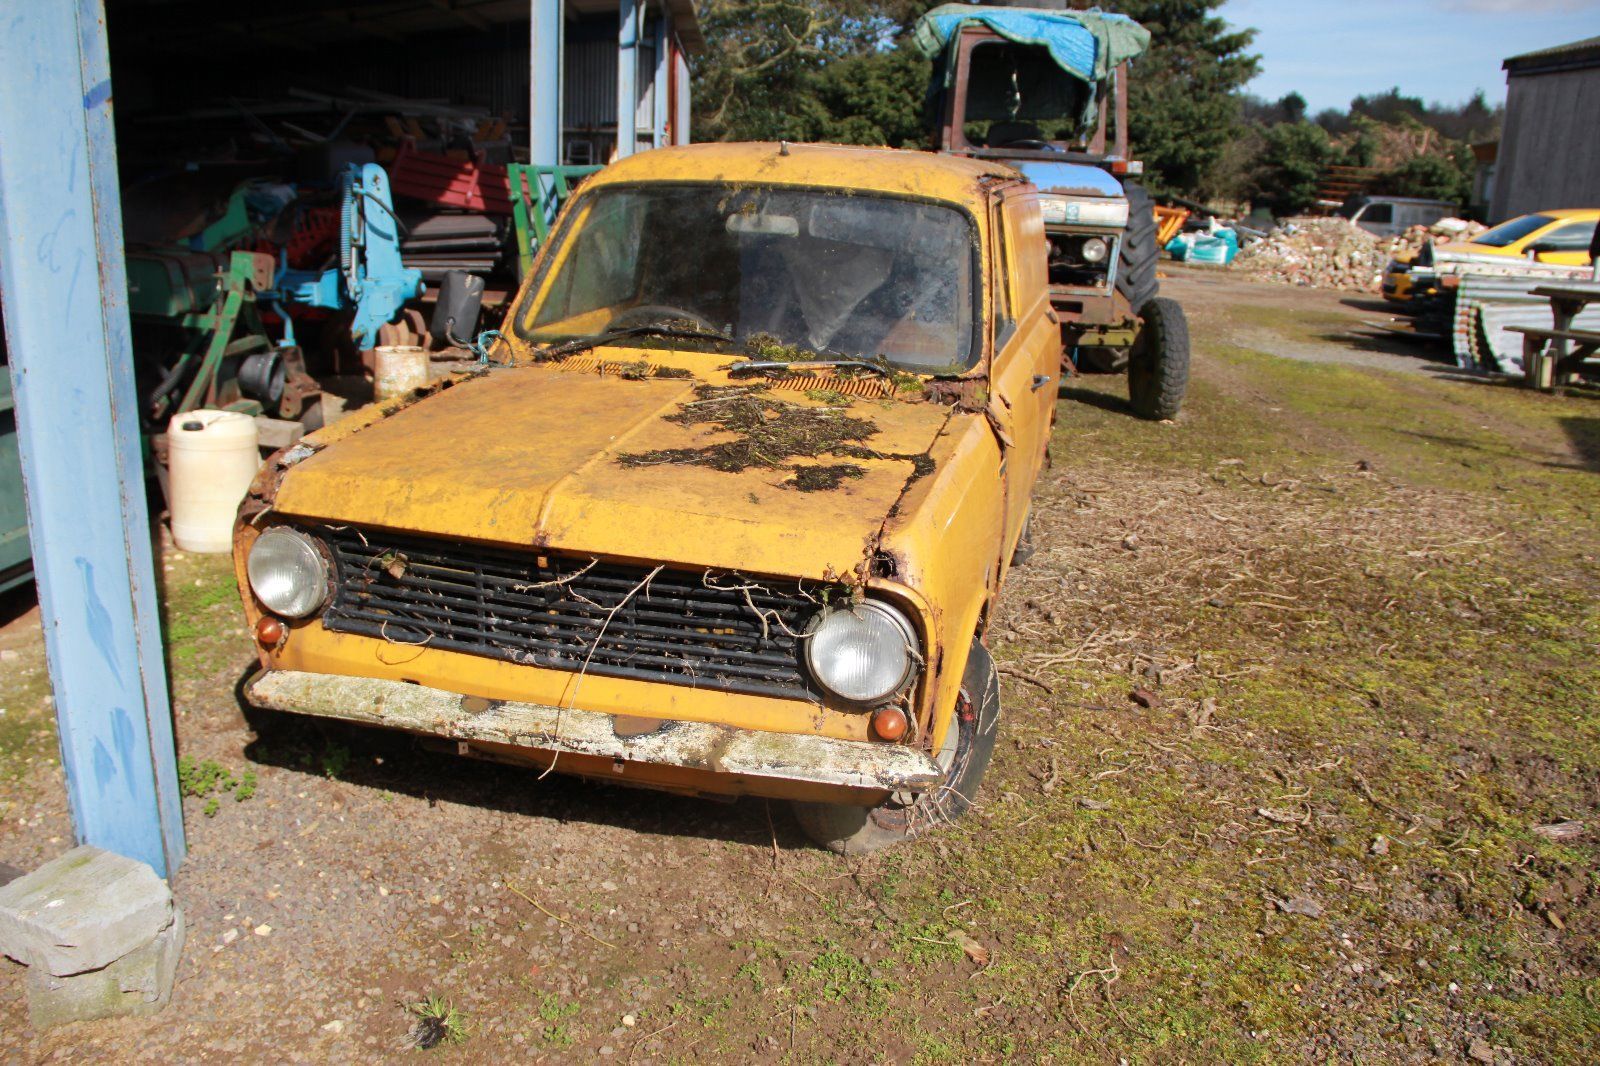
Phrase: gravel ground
[{"left": 2, "top": 272, "right": 1597, "bottom": 1062}]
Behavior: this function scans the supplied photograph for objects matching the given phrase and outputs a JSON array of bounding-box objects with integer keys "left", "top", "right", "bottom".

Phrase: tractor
[{"left": 915, "top": 2, "right": 1189, "bottom": 419}]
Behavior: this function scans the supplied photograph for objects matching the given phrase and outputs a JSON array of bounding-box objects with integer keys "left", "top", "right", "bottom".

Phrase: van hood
[{"left": 272, "top": 365, "right": 957, "bottom": 580}]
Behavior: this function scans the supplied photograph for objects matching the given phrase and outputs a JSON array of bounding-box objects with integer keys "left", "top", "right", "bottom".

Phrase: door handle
[{"left": 1031, "top": 374, "right": 1053, "bottom": 392}]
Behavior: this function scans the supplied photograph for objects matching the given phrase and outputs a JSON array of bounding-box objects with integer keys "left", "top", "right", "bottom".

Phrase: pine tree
[{"left": 1108, "top": 0, "right": 1259, "bottom": 196}]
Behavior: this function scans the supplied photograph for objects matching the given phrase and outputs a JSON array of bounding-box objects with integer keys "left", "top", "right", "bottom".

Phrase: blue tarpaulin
[{"left": 912, "top": 4, "right": 1151, "bottom": 85}]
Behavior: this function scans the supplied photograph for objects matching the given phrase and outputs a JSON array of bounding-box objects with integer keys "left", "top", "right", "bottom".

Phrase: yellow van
[{"left": 232, "top": 143, "right": 1067, "bottom": 853}]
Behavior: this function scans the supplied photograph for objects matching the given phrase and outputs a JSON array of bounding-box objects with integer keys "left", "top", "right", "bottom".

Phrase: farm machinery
[
  {"left": 125, "top": 162, "right": 423, "bottom": 435},
  {"left": 915, "top": 2, "right": 1189, "bottom": 419}
]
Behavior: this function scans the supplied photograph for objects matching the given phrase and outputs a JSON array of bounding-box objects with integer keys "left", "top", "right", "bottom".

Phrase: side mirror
[{"left": 430, "top": 270, "right": 486, "bottom": 348}]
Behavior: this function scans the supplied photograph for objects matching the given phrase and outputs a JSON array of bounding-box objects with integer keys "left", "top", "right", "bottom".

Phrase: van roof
[{"left": 588, "top": 143, "right": 1020, "bottom": 209}]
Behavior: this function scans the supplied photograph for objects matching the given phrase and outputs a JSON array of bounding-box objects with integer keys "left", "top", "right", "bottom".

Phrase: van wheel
[
  {"left": 1128, "top": 296, "right": 1190, "bottom": 421},
  {"left": 1011, "top": 510, "right": 1037, "bottom": 567},
  {"left": 791, "top": 640, "right": 1001, "bottom": 855}
]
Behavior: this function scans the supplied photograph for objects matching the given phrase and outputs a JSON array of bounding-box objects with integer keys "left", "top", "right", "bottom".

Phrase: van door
[{"left": 985, "top": 187, "right": 1059, "bottom": 552}]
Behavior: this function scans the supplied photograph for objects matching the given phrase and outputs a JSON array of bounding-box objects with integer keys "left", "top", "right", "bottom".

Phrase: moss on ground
[{"left": 2, "top": 289, "right": 1599, "bottom": 1061}]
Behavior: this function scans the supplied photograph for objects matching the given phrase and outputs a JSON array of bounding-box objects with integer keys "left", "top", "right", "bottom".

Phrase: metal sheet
[{"left": 1455, "top": 274, "right": 1600, "bottom": 372}]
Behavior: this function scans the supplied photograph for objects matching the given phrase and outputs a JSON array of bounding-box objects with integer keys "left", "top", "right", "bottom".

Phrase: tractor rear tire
[
  {"left": 1128, "top": 296, "right": 1190, "bottom": 421},
  {"left": 792, "top": 640, "right": 1001, "bottom": 855},
  {"left": 1116, "top": 183, "right": 1160, "bottom": 314}
]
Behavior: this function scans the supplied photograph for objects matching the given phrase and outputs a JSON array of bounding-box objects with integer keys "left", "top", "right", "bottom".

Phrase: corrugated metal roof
[
  {"left": 111, "top": 0, "right": 704, "bottom": 56},
  {"left": 1504, "top": 35, "right": 1600, "bottom": 73}
]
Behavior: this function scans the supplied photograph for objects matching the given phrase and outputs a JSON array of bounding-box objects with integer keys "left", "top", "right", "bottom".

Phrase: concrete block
[
  {"left": 0, "top": 845, "right": 171, "bottom": 976},
  {"left": 24, "top": 906, "right": 184, "bottom": 1027},
  {"left": 254, "top": 415, "right": 305, "bottom": 451}
]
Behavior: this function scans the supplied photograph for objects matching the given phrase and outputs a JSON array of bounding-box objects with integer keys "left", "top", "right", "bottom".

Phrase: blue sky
[{"left": 1222, "top": 0, "right": 1600, "bottom": 113}]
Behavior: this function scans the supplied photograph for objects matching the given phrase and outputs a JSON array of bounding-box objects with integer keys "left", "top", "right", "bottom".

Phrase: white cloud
[{"left": 1442, "top": 0, "right": 1600, "bottom": 13}]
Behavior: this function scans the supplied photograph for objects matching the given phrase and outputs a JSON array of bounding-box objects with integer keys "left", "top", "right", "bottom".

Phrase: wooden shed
[{"left": 1489, "top": 36, "right": 1600, "bottom": 223}]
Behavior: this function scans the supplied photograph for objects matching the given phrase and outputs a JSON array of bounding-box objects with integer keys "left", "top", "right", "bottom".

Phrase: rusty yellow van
[{"left": 233, "top": 143, "right": 1061, "bottom": 852}]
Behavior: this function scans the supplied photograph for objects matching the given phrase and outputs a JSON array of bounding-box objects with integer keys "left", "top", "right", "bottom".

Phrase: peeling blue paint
[
  {"left": 111, "top": 706, "right": 136, "bottom": 795},
  {"left": 81, "top": 77, "right": 110, "bottom": 112},
  {"left": 76, "top": 556, "right": 124, "bottom": 686},
  {"left": 92, "top": 737, "right": 116, "bottom": 790}
]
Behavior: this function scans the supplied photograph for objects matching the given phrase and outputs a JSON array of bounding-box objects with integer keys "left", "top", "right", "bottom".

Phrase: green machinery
[
  {"left": 508, "top": 163, "right": 603, "bottom": 279},
  {"left": 127, "top": 248, "right": 321, "bottom": 429}
]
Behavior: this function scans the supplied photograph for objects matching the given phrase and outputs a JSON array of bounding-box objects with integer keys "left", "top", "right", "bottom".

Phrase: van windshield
[
  {"left": 514, "top": 183, "right": 979, "bottom": 372},
  {"left": 1474, "top": 214, "right": 1554, "bottom": 247}
]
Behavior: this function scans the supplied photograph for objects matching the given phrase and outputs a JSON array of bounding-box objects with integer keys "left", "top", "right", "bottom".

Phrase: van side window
[
  {"left": 992, "top": 201, "right": 1016, "bottom": 346},
  {"left": 1360, "top": 203, "right": 1393, "bottom": 225}
]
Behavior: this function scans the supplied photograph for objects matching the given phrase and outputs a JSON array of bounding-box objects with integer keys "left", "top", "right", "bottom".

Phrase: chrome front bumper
[{"left": 245, "top": 670, "right": 943, "bottom": 793}]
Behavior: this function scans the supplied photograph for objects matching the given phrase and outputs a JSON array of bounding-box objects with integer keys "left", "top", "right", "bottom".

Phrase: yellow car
[
  {"left": 233, "top": 143, "right": 1065, "bottom": 853},
  {"left": 1383, "top": 208, "right": 1600, "bottom": 303}
]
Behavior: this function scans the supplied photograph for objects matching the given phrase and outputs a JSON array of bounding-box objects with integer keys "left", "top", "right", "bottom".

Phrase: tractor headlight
[
  {"left": 805, "top": 601, "right": 918, "bottom": 706},
  {"left": 1081, "top": 236, "right": 1109, "bottom": 264},
  {"left": 1038, "top": 196, "right": 1129, "bottom": 228},
  {"left": 247, "top": 528, "right": 329, "bottom": 619}
]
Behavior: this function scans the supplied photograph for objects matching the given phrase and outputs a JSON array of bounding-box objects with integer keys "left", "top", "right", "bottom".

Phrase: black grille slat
[
  {"left": 329, "top": 597, "right": 800, "bottom": 667},
  {"left": 338, "top": 591, "right": 799, "bottom": 657},
  {"left": 321, "top": 528, "right": 822, "bottom": 700},
  {"left": 340, "top": 553, "right": 806, "bottom": 613}
]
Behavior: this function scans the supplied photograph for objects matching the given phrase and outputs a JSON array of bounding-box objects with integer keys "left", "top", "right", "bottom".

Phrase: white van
[{"left": 1340, "top": 196, "right": 1457, "bottom": 237}]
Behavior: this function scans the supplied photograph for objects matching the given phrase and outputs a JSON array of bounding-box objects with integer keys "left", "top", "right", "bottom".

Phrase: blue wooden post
[
  {"left": 616, "top": 0, "right": 640, "bottom": 159},
  {"left": 0, "top": 0, "right": 186, "bottom": 878},
  {"left": 530, "top": 0, "right": 564, "bottom": 168}
]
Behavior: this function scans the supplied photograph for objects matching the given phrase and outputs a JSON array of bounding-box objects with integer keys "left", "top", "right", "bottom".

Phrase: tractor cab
[{"left": 914, "top": 3, "right": 1189, "bottom": 420}]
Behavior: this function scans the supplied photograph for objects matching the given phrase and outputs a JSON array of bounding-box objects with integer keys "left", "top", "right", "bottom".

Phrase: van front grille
[{"left": 320, "top": 528, "right": 824, "bottom": 701}]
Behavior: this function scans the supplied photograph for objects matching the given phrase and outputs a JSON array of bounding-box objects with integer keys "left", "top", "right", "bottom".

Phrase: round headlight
[
  {"left": 805, "top": 601, "right": 918, "bottom": 706},
  {"left": 1081, "top": 236, "right": 1109, "bottom": 264},
  {"left": 247, "top": 528, "right": 329, "bottom": 619}
]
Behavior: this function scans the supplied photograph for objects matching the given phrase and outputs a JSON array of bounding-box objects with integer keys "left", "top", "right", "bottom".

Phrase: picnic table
[{"left": 1510, "top": 282, "right": 1600, "bottom": 390}]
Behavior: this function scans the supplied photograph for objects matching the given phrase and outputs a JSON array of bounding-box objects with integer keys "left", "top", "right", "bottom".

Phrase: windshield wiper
[
  {"left": 536, "top": 323, "right": 734, "bottom": 361},
  {"left": 727, "top": 357, "right": 894, "bottom": 379}
]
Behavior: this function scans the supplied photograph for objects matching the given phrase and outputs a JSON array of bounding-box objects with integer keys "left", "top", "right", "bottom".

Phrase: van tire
[
  {"left": 1128, "top": 296, "right": 1190, "bottom": 421},
  {"left": 1116, "top": 183, "right": 1160, "bottom": 314},
  {"left": 1011, "top": 510, "right": 1037, "bottom": 567},
  {"left": 791, "top": 640, "right": 1001, "bottom": 855}
]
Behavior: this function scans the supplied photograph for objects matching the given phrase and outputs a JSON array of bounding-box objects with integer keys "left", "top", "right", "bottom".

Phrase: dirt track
[{"left": 2, "top": 268, "right": 1598, "bottom": 1063}]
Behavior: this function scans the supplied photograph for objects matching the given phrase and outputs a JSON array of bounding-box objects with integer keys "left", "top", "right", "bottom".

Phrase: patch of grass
[
  {"left": 535, "top": 993, "right": 580, "bottom": 1048},
  {"left": 827, "top": 329, "right": 1600, "bottom": 1062},
  {"left": 320, "top": 741, "right": 351, "bottom": 779},
  {"left": 177, "top": 756, "right": 257, "bottom": 815},
  {"left": 407, "top": 994, "right": 467, "bottom": 1049},
  {"left": 784, "top": 946, "right": 896, "bottom": 1018}
]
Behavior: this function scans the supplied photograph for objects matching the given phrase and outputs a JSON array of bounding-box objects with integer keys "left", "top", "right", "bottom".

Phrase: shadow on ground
[
  {"left": 229, "top": 666, "right": 809, "bottom": 853},
  {"left": 1338, "top": 296, "right": 1394, "bottom": 315},
  {"left": 1058, "top": 381, "right": 1133, "bottom": 416},
  {"left": 1560, "top": 416, "right": 1600, "bottom": 473},
  {"left": 0, "top": 584, "right": 35, "bottom": 629}
]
